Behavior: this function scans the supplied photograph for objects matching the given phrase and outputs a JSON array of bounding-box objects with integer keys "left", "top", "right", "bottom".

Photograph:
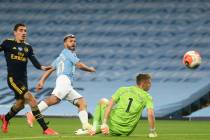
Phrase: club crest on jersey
[
  {"left": 24, "top": 47, "right": 29, "bottom": 52},
  {"left": 18, "top": 47, "right": 23, "bottom": 51},
  {"left": 12, "top": 46, "right": 17, "bottom": 50}
]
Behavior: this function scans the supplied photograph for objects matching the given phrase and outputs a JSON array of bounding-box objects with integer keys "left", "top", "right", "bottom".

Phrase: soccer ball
[{"left": 183, "top": 50, "right": 201, "bottom": 69}]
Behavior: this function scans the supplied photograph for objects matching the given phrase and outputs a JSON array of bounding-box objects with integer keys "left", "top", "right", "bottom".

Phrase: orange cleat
[
  {"left": 26, "top": 112, "right": 35, "bottom": 127},
  {"left": 0, "top": 115, "right": 9, "bottom": 133},
  {"left": 43, "top": 128, "right": 59, "bottom": 135}
]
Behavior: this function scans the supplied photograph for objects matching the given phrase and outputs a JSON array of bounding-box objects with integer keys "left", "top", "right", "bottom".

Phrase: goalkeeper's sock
[
  {"left": 38, "top": 101, "right": 48, "bottom": 112},
  {"left": 78, "top": 110, "right": 89, "bottom": 128},
  {"left": 31, "top": 106, "right": 48, "bottom": 131}
]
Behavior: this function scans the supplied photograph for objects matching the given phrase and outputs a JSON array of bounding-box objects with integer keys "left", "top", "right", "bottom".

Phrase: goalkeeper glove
[{"left": 101, "top": 123, "right": 109, "bottom": 135}]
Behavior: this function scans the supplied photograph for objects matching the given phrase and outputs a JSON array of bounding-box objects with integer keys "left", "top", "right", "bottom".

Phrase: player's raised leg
[{"left": 26, "top": 95, "right": 60, "bottom": 128}]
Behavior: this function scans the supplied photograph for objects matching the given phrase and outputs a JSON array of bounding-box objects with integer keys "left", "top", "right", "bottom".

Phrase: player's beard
[{"left": 68, "top": 45, "right": 76, "bottom": 51}]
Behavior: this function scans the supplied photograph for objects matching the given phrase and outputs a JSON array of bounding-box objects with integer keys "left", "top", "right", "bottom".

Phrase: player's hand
[
  {"left": 101, "top": 123, "right": 109, "bottom": 135},
  {"left": 35, "top": 80, "right": 44, "bottom": 92},
  {"left": 148, "top": 128, "right": 157, "bottom": 138},
  {"left": 88, "top": 127, "right": 96, "bottom": 136},
  {"left": 89, "top": 67, "right": 96, "bottom": 72},
  {"left": 41, "top": 65, "right": 52, "bottom": 71}
]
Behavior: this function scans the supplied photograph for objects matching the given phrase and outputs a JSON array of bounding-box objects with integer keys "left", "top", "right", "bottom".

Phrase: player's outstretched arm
[
  {"left": 28, "top": 46, "right": 51, "bottom": 71},
  {"left": 103, "top": 98, "right": 114, "bottom": 124},
  {"left": 30, "top": 55, "right": 51, "bottom": 71},
  {"left": 147, "top": 108, "right": 157, "bottom": 138},
  {"left": 101, "top": 98, "right": 114, "bottom": 135},
  {"left": 75, "top": 61, "right": 96, "bottom": 72},
  {"left": 36, "top": 68, "right": 56, "bottom": 92},
  {"left": 41, "top": 65, "right": 52, "bottom": 71}
]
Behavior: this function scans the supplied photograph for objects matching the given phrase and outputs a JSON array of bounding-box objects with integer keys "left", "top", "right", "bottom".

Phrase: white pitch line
[
  {"left": 0, "top": 135, "right": 97, "bottom": 140},
  {"left": 133, "top": 133, "right": 210, "bottom": 136},
  {"left": 1, "top": 133, "right": 210, "bottom": 140}
]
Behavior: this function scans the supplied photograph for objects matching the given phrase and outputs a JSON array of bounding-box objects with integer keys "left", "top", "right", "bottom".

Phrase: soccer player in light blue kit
[{"left": 26, "top": 34, "right": 96, "bottom": 132}]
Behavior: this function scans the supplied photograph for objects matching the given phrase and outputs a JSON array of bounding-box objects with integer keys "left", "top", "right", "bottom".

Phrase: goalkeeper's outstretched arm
[
  {"left": 103, "top": 98, "right": 114, "bottom": 124},
  {"left": 101, "top": 98, "right": 114, "bottom": 135},
  {"left": 147, "top": 108, "right": 157, "bottom": 137}
]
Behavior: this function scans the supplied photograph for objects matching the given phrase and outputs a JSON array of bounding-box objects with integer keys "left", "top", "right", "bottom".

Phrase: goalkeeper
[{"left": 75, "top": 73, "right": 157, "bottom": 137}]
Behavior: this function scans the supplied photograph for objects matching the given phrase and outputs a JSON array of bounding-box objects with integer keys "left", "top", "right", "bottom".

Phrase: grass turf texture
[{"left": 0, "top": 117, "right": 210, "bottom": 140}]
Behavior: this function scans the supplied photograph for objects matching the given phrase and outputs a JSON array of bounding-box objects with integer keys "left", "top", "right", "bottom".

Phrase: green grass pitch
[{"left": 0, "top": 117, "right": 210, "bottom": 140}]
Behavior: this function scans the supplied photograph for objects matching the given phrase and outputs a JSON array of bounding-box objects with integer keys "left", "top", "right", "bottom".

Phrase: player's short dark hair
[
  {"left": 136, "top": 73, "right": 151, "bottom": 85},
  {"left": 64, "top": 34, "right": 75, "bottom": 42},
  {"left": 13, "top": 23, "right": 26, "bottom": 31}
]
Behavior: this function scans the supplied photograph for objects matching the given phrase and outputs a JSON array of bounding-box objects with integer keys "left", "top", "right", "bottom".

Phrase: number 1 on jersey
[{"left": 126, "top": 98, "right": 133, "bottom": 112}]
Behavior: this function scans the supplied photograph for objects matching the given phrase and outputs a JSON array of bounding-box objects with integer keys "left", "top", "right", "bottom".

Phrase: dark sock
[
  {"left": 31, "top": 106, "right": 48, "bottom": 131},
  {"left": 5, "top": 105, "right": 23, "bottom": 121}
]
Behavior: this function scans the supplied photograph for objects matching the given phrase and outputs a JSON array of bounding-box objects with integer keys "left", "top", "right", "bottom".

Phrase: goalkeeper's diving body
[{"left": 76, "top": 73, "right": 157, "bottom": 137}]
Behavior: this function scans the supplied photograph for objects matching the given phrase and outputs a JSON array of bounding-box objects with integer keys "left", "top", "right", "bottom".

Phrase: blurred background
[{"left": 0, "top": 0, "right": 210, "bottom": 119}]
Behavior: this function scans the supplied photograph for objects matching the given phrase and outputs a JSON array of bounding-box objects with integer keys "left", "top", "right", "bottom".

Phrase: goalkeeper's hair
[
  {"left": 13, "top": 23, "right": 26, "bottom": 31},
  {"left": 136, "top": 73, "right": 151, "bottom": 85}
]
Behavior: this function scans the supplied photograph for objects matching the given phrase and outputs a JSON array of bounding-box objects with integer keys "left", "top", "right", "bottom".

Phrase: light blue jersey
[{"left": 51, "top": 48, "right": 80, "bottom": 81}]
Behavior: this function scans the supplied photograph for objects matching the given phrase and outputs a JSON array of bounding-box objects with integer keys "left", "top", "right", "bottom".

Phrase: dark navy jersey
[{"left": 0, "top": 39, "right": 41, "bottom": 80}]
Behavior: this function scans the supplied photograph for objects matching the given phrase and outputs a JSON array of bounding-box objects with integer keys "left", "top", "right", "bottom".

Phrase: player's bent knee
[
  {"left": 80, "top": 100, "right": 87, "bottom": 108},
  {"left": 46, "top": 96, "right": 61, "bottom": 105},
  {"left": 24, "top": 92, "right": 38, "bottom": 107},
  {"left": 55, "top": 97, "right": 61, "bottom": 104},
  {"left": 24, "top": 92, "right": 36, "bottom": 101},
  {"left": 76, "top": 98, "right": 87, "bottom": 109},
  {"left": 99, "top": 98, "right": 109, "bottom": 105}
]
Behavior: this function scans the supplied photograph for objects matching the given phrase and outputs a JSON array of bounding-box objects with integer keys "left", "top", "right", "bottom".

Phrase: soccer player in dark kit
[{"left": 0, "top": 23, "right": 58, "bottom": 135}]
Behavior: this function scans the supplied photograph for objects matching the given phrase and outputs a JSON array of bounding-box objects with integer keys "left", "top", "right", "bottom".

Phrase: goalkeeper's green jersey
[{"left": 108, "top": 86, "right": 154, "bottom": 136}]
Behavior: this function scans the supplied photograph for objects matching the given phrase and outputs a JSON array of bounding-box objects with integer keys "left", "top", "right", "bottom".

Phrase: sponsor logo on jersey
[{"left": 10, "top": 54, "right": 26, "bottom": 62}]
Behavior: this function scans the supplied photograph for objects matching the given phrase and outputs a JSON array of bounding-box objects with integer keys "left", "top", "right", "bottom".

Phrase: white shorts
[{"left": 51, "top": 75, "right": 82, "bottom": 104}]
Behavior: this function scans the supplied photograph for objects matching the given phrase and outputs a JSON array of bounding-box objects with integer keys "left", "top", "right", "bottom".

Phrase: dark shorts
[{"left": 7, "top": 76, "right": 28, "bottom": 99}]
